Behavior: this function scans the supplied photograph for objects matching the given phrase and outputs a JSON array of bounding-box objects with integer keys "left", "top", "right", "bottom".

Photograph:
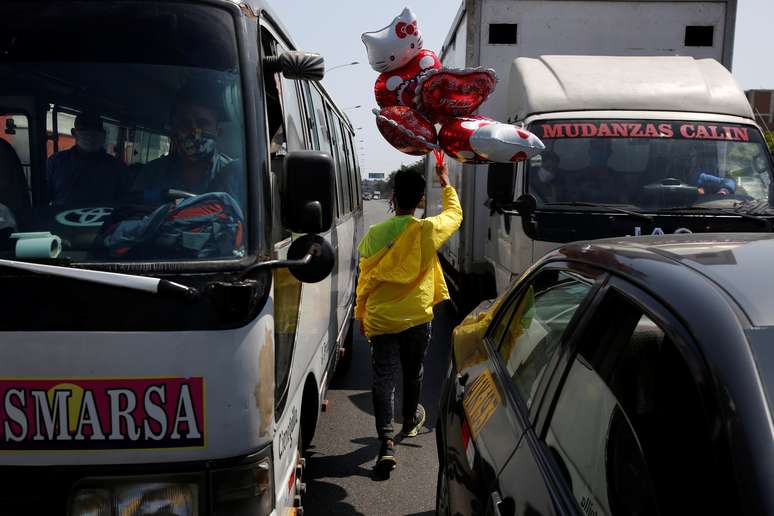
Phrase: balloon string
[{"left": 433, "top": 149, "right": 445, "bottom": 165}]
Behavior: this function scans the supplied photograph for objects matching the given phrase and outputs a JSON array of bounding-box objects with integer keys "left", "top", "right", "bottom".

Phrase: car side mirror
[
  {"left": 263, "top": 51, "right": 325, "bottom": 81},
  {"left": 4, "top": 118, "right": 16, "bottom": 135},
  {"left": 283, "top": 150, "right": 335, "bottom": 234},
  {"left": 487, "top": 162, "right": 516, "bottom": 204}
]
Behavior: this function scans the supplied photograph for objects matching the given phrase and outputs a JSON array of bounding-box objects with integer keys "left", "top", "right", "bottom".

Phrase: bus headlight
[
  {"left": 212, "top": 456, "right": 273, "bottom": 515},
  {"left": 69, "top": 479, "right": 199, "bottom": 516}
]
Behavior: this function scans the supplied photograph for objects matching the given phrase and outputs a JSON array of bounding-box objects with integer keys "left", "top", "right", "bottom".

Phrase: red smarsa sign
[{"left": 0, "top": 378, "right": 204, "bottom": 450}]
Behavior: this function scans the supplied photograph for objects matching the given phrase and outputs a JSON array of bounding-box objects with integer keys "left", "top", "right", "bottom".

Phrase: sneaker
[
  {"left": 401, "top": 404, "right": 426, "bottom": 438},
  {"left": 375, "top": 439, "right": 397, "bottom": 472}
]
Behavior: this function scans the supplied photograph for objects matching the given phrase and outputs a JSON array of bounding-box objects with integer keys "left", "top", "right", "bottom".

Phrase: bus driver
[{"left": 133, "top": 83, "right": 241, "bottom": 203}]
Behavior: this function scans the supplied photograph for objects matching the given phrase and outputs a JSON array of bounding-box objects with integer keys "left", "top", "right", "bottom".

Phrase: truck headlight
[{"left": 69, "top": 478, "right": 199, "bottom": 516}]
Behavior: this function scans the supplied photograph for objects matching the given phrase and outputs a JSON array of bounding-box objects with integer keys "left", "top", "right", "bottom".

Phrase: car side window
[
  {"left": 491, "top": 270, "right": 592, "bottom": 409},
  {"left": 543, "top": 288, "right": 718, "bottom": 515}
]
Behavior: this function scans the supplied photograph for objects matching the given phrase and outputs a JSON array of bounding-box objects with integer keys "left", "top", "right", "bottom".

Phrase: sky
[{"left": 270, "top": 0, "right": 774, "bottom": 177}]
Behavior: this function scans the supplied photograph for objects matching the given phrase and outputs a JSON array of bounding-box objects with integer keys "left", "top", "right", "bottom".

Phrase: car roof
[{"left": 550, "top": 233, "right": 774, "bottom": 327}]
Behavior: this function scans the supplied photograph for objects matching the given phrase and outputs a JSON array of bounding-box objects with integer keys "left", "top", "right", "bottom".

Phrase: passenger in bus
[
  {"left": 356, "top": 162, "right": 462, "bottom": 475},
  {"left": 133, "top": 83, "right": 241, "bottom": 204},
  {"left": 46, "top": 112, "right": 129, "bottom": 206},
  {"left": 531, "top": 150, "right": 561, "bottom": 202}
]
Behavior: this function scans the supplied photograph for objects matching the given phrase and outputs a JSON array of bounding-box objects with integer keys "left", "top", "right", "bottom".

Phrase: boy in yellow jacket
[{"left": 355, "top": 162, "right": 462, "bottom": 473}]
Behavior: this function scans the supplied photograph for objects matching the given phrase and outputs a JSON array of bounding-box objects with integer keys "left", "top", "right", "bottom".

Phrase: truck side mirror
[
  {"left": 487, "top": 162, "right": 516, "bottom": 204},
  {"left": 283, "top": 150, "right": 335, "bottom": 234},
  {"left": 263, "top": 51, "right": 325, "bottom": 81}
]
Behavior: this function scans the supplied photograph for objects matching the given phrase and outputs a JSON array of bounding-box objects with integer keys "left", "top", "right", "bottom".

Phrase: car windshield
[
  {"left": 0, "top": 2, "right": 248, "bottom": 263},
  {"left": 527, "top": 119, "right": 773, "bottom": 212}
]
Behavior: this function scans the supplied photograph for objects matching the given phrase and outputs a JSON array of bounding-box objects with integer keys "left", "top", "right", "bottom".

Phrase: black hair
[
  {"left": 74, "top": 111, "right": 103, "bottom": 131},
  {"left": 393, "top": 169, "right": 426, "bottom": 211}
]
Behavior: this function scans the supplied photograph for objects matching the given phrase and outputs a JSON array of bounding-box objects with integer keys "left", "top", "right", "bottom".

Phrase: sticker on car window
[{"left": 463, "top": 368, "right": 501, "bottom": 438}]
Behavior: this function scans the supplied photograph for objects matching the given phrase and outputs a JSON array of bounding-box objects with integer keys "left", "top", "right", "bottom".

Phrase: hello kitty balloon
[{"left": 362, "top": 8, "right": 545, "bottom": 164}]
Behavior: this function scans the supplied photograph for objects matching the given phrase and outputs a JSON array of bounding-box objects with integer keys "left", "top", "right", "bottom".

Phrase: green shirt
[{"left": 358, "top": 215, "right": 415, "bottom": 258}]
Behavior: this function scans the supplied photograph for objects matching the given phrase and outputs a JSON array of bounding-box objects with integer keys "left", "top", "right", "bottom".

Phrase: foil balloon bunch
[{"left": 361, "top": 8, "right": 545, "bottom": 164}]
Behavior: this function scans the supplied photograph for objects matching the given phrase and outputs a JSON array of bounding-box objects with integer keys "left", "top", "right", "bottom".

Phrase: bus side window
[
  {"left": 302, "top": 82, "right": 320, "bottom": 150},
  {"left": 352, "top": 137, "right": 362, "bottom": 207},
  {"left": 46, "top": 109, "right": 76, "bottom": 157},
  {"left": 327, "top": 106, "right": 350, "bottom": 215},
  {"left": 260, "top": 26, "right": 292, "bottom": 243},
  {"left": 309, "top": 87, "right": 339, "bottom": 218},
  {"left": 0, "top": 113, "right": 32, "bottom": 211},
  {"left": 124, "top": 129, "right": 171, "bottom": 166},
  {"left": 280, "top": 77, "right": 305, "bottom": 153},
  {"left": 342, "top": 126, "right": 360, "bottom": 210}
]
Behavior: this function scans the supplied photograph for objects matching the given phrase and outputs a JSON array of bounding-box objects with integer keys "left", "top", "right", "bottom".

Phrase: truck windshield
[
  {"left": 0, "top": 2, "right": 249, "bottom": 263},
  {"left": 527, "top": 120, "right": 773, "bottom": 212}
]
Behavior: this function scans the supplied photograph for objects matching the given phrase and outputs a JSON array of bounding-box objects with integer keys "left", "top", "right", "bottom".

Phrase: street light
[
  {"left": 327, "top": 61, "right": 359, "bottom": 72},
  {"left": 343, "top": 105, "right": 361, "bottom": 111}
]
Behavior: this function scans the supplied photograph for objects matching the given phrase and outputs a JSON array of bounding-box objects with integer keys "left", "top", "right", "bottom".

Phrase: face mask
[
  {"left": 75, "top": 130, "right": 105, "bottom": 153},
  {"left": 538, "top": 167, "right": 554, "bottom": 183},
  {"left": 177, "top": 128, "right": 217, "bottom": 161}
]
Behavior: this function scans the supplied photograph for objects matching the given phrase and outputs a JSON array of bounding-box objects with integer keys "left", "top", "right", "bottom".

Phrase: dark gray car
[{"left": 437, "top": 233, "right": 774, "bottom": 516}]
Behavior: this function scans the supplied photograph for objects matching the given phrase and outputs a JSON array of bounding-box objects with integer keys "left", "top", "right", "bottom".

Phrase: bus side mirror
[
  {"left": 283, "top": 150, "right": 335, "bottom": 234},
  {"left": 487, "top": 162, "right": 516, "bottom": 204},
  {"left": 263, "top": 51, "right": 325, "bottom": 81},
  {"left": 288, "top": 234, "right": 335, "bottom": 283}
]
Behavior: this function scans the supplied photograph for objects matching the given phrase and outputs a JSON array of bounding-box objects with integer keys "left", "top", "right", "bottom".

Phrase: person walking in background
[{"left": 355, "top": 162, "right": 462, "bottom": 475}]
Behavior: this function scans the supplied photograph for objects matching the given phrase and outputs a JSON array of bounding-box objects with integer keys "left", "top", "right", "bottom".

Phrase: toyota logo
[{"left": 55, "top": 207, "right": 114, "bottom": 227}]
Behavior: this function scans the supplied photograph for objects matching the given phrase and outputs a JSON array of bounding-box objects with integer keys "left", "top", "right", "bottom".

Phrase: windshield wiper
[
  {"left": 657, "top": 206, "right": 773, "bottom": 230},
  {"left": 542, "top": 202, "right": 654, "bottom": 222},
  {"left": 0, "top": 258, "right": 199, "bottom": 300}
]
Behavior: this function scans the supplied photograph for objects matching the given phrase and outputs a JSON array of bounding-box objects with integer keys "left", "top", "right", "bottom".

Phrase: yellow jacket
[{"left": 356, "top": 186, "right": 462, "bottom": 337}]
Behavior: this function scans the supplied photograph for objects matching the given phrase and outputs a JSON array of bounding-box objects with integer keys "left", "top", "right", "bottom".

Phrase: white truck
[
  {"left": 487, "top": 55, "right": 773, "bottom": 295},
  {"left": 424, "top": 0, "right": 746, "bottom": 306}
]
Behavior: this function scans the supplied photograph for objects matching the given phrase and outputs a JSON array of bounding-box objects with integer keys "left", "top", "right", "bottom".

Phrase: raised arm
[{"left": 425, "top": 163, "right": 462, "bottom": 249}]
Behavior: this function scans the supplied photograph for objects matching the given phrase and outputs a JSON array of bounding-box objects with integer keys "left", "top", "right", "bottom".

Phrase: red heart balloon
[
  {"left": 374, "top": 106, "right": 437, "bottom": 156},
  {"left": 417, "top": 68, "right": 497, "bottom": 121},
  {"left": 374, "top": 50, "right": 441, "bottom": 109}
]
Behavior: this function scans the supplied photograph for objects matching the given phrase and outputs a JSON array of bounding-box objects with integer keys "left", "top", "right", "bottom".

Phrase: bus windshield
[
  {"left": 527, "top": 120, "right": 773, "bottom": 212},
  {"left": 0, "top": 2, "right": 249, "bottom": 263}
]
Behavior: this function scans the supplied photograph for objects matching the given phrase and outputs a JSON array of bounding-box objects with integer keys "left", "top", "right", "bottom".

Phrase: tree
[{"left": 765, "top": 131, "right": 774, "bottom": 156}]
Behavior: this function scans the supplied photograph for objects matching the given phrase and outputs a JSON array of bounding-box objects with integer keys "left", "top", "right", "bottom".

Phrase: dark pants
[{"left": 370, "top": 322, "right": 431, "bottom": 441}]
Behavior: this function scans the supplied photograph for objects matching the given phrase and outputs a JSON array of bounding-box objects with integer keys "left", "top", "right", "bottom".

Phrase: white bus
[{"left": 0, "top": 1, "right": 362, "bottom": 514}]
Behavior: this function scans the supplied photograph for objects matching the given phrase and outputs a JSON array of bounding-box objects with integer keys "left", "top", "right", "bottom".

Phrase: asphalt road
[{"left": 305, "top": 200, "right": 460, "bottom": 516}]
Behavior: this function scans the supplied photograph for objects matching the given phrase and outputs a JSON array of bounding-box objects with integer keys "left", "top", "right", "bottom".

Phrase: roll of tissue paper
[{"left": 11, "top": 232, "right": 62, "bottom": 259}]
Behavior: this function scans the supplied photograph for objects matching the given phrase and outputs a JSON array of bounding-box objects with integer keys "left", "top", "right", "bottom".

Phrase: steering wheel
[{"left": 643, "top": 177, "right": 693, "bottom": 189}]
